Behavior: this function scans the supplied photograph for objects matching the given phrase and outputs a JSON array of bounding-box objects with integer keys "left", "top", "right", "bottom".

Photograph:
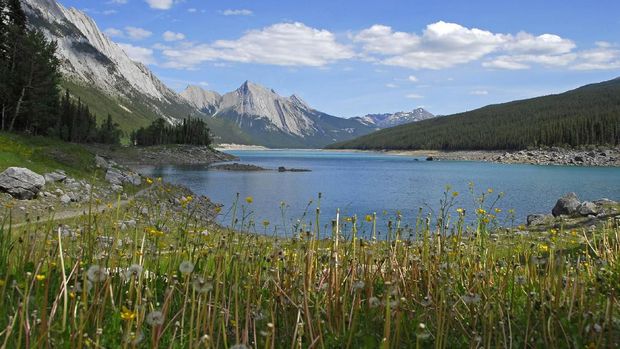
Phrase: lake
[{"left": 136, "top": 150, "right": 620, "bottom": 238}]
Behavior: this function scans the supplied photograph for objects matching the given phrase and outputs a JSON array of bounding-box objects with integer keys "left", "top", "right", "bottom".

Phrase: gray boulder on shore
[
  {"left": 552, "top": 192, "right": 581, "bottom": 217},
  {"left": 0, "top": 167, "right": 46, "bottom": 200}
]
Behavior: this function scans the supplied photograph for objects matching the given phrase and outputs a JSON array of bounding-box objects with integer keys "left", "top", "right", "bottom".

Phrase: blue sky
[{"left": 64, "top": 0, "right": 619, "bottom": 117}]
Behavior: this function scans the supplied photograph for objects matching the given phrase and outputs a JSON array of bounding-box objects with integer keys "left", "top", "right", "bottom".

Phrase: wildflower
[
  {"left": 352, "top": 280, "right": 365, "bottom": 292},
  {"left": 87, "top": 265, "right": 108, "bottom": 283},
  {"left": 494, "top": 208, "right": 502, "bottom": 213},
  {"left": 262, "top": 220, "right": 270, "bottom": 227},
  {"left": 456, "top": 208, "right": 465, "bottom": 214},
  {"left": 420, "top": 296, "right": 432, "bottom": 307},
  {"left": 462, "top": 293, "right": 482, "bottom": 304},
  {"left": 124, "top": 264, "right": 143, "bottom": 279},
  {"left": 476, "top": 208, "right": 486, "bottom": 215},
  {"left": 515, "top": 276, "right": 526, "bottom": 285},
  {"left": 538, "top": 244, "right": 549, "bottom": 253},
  {"left": 452, "top": 191, "right": 459, "bottom": 197},
  {"left": 146, "top": 178, "right": 153, "bottom": 185},
  {"left": 245, "top": 196, "right": 253, "bottom": 204},
  {"left": 214, "top": 206, "right": 222, "bottom": 214},
  {"left": 192, "top": 276, "right": 213, "bottom": 294},
  {"left": 35, "top": 274, "right": 46, "bottom": 282},
  {"left": 157, "top": 177, "right": 162, "bottom": 182},
  {"left": 487, "top": 188, "right": 494, "bottom": 193},
  {"left": 365, "top": 214, "right": 373, "bottom": 222},
  {"left": 179, "top": 261, "right": 195, "bottom": 275},
  {"left": 146, "top": 310, "right": 165, "bottom": 326},
  {"left": 75, "top": 280, "right": 93, "bottom": 293},
  {"left": 123, "top": 331, "right": 144, "bottom": 345},
  {"left": 368, "top": 296, "right": 381, "bottom": 308},
  {"left": 416, "top": 323, "right": 430, "bottom": 340},
  {"left": 120, "top": 306, "right": 137, "bottom": 321}
]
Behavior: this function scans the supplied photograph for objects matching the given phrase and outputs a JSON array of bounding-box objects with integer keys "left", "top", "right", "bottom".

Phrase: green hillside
[{"left": 328, "top": 78, "right": 620, "bottom": 151}]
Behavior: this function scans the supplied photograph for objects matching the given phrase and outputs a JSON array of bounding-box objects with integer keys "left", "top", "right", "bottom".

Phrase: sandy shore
[{"left": 215, "top": 143, "right": 270, "bottom": 151}]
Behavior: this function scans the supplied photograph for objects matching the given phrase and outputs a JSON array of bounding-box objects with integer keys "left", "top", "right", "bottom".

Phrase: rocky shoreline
[
  {"left": 85, "top": 144, "right": 237, "bottom": 167},
  {"left": 380, "top": 146, "right": 620, "bottom": 167}
]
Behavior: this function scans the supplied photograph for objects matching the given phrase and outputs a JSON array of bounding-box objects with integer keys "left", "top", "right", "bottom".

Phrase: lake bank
[{"left": 328, "top": 146, "right": 620, "bottom": 167}]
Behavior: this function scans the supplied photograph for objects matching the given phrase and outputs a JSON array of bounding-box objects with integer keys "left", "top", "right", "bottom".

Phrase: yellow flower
[
  {"left": 365, "top": 214, "right": 373, "bottom": 222},
  {"left": 494, "top": 208, "right": 502, "bottom": 213},
  {"left": 476, "top": 208, "right": 486, "bottom": 215},
  {"left": 245, "top": 196, "right": 253, "bottom": 204},
  {"left": 120, "top": 306, "right": 137, "bottom": 321},
  {"left": 157, "top": 177, "right": 163, "bottom": 182},
  {"left": 214, "top": 206, "right": 222, "bottom": 214},
  {"left": 456, "top": 208, "right": 465, "bottom": 214},
  {"left": 35, "top": 274, "right": 46, "bottom": 281},
  {"left": 262, "top": 220, "right": 270, "bottom": 227},
  {"left": 146, "top": 178, "right": 153, "bottom": 185},
  {"left": 452, "top": 191, "right": 459, "bottom": 197},
  {"left": 538, "top": 244, "right": 549, "bottom": 252},
  {"left": 482, "top": 217, "right": 490, "bottom": 224},
  {"left": 487, "top": 188, "right": 494, "bottom": 193}
]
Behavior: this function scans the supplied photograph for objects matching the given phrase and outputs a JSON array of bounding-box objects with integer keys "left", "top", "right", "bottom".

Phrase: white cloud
[
  {"left": 104, "top": 28, "right": 123, "bottom": 38},
  {"left": 187, "top": 8, "right": 197, "bottom": 13},
  {"left": 407, "top": 75, "right": 418, "bottom": 82},
  {"left": 470, "top": 90, "right": 489, "bottom": 95},
  {"left": 221, "top": 9, "right": 253, "bottom": 16},
  {"left": 162, "top": 22, "right": 354, "bottom": 68},
  {"left": 145, "top": 0, "right": 174, "bottom": 10},
  {"left": 163, "top": 31, "right": 185, "bottom": 42},
  {"left": 406, "top": 93, "right": 424, "bottom": 99},
  {"left": 108, "top": 0, "right": 127, "bottom": 3},
  {"left": 385, "top": 83, "right": 398, "bottom": 88},
  {"left": 118, "top": 43, "right": 156, "bottom": 65},
  {"left": 125, "top": 26, "right": 152, "bottom": 40}
]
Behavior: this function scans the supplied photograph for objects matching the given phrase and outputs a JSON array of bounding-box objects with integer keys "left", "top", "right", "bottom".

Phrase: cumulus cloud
[
  {"left": 221, "top": 9, "right": 253, "bottom": 16},
  {"left": 104, "top": 28, "right": 123, "bottom": 37},
  {"left": 407, "top": 75, "right": 418, "bottom": 82},
  {"left": 118, "top": 43, "right": 156, "bottom": 65},
  {"left": 125, "top": 26, "right": 153, "bottom": 40},
  {"left": 163, "top": 31, "right": 185, "bottom": 41},
  {"left": 145, "top": 0, "right": 174, "bottom": 10},
  {"left": 406, "top": 93, "right": 424, "bottom": 99},
  {"left": 470, "top": 90, "right": 489, "bottom": 95},
  {"left": 161, "top": 22, "right": 354, "bottom": 68}
]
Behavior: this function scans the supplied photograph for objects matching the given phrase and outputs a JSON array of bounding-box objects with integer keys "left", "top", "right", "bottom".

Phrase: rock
[
  {"left": 44, "top": 170, "right": 67, "bottom": 183},
  {"left": 105, "top": 168, "right": 141, "bottom": 186},
  {"left": 426, "top": 156, "right": 434, "bottom": 161},
  {"left": 111, "top": 184, "right": 123, "bottom": 193},
  {"left": 577, "top": 201, "right": 598, "bottom": 216},
  {"left": 574, "top": 155, "right": 584, "bottom": 162},
  {"left": 594, "top": 198, "right": 618, "bottom": 206},
  {"left": 527, "top": 214, "right": 552, "bottom": 226},
  {"left": 0, "top": 167, "right": 46, "bottom": 199},
  {"left": 60, "top": 194, "right": 71, "bottom": 204},
  {"left": 95, "top": 155, "right": 109, "bottom": 169},
  {"left": 552, "top": 192, "right": 581, "bottom": 217}
]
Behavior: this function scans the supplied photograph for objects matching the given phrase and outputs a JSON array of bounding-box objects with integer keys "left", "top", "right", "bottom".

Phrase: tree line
[
  {"left": 131, "top": 117, "right": 212, "bottom": 146},
  {"left": 329, "top": 78, "right": 620, "bottom": 151},
  {"left": 0, "top": 0, "right": 122, "bottom": 144}
]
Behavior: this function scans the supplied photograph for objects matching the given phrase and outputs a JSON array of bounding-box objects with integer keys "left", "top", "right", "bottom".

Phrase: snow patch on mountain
[{"left": 354, "top": 108, "right": 435, "bottom": 128}]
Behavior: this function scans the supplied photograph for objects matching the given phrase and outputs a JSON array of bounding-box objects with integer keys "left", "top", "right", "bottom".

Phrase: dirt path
[{"left": 9, "top": 187, "right": 151, "bottom": 229}]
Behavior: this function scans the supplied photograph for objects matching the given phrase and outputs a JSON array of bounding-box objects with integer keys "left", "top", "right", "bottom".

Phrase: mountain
[
  {"left": 328, "top": 78, "right": 620, "bottom": 150},
  {"left": 21, "top": 0, "right": 201, "bottom": 132},
  {"left": 181, "top": 82, "right": 378, "bottom": 148},
  {"left": 353, "top": 108, "right": 435, "bottom": 128}
]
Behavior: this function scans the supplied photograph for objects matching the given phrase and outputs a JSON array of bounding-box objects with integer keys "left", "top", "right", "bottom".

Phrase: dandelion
[
  {"left": 365, "top": 214, "right": 373, "bottom": 222},
  {"left": 494, "top": 208, "right": 502, "bottom": 213},
  {"left": 124, "top": 264, "right": 143, "bottom": 279},
  {"left": 214, "top": 206, "right": 222, "bottom": 214},
  {"left": 456, "top": 208, "right": 465, "bottom": 215},
  {"left": 462, "top": 293, "right": 482, "bottom": 304},
  {"left": 352, "top": 280, "right": 365, "bottom": 292},
  {"left": 179, "top": 261, "right": 194, "bottom": 275},
  {"left": 452, "top": 191, "right": 459, "bottom": 197},
  {"left": 416, "top": 323, "right": 430, "bottom": 340},
  {"left": 420, "top": 296, "right": 432, "bottom": 307},
  {"left": 487, "top": 188, "right": 494, "bottom": 193},
  {"left": 538, "top": 244, "right": 549, "bottom": 253},
  {"left": 120, "top": 306, "right": 137, "bottom": 321},
  {"left": 476, "top": 208, "right": 486, "bottom": 215},
  {"left": 245, "top": 196, "right": 253, "bottom": 204},
  {"left": 123, "top": 331, "right": 144, "bottom": 345},
  {"left": 87, "top": 265, "right": 108, "bottom": 283},
  {"left": 368, "top": 296, "right": 381, "bottom": 308},
  {"left": 146, "top": 178, "right": 153, "bottom": 185},
  {"left": 262, "top": 220, "right": 270, "bottom": 227},
  {"left": 35, "top": 274, "right": 45, "bottom": 282},
  {"left": 192, "top": 276, "right": 213, "bottom": 294},
  {"left": 75, "top": 280, "right": 93, "bottom": 293},
  {"left": 146, "top": 310, "right": 165, "bottom": 326}
]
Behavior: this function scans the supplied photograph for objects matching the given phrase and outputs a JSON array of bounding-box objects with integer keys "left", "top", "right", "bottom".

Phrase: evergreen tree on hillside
[{"left": 131, "top": 117, "right": 212, "bottom": 146}]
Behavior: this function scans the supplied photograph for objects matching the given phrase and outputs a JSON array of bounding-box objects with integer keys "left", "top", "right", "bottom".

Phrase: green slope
[{"left": 328, "top": 78, "right": 620, "bottom": 151}]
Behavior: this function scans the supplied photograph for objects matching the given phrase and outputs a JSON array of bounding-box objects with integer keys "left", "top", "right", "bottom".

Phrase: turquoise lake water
[{"left": 136, "top": 150, "right": 620, "bottom": 237}]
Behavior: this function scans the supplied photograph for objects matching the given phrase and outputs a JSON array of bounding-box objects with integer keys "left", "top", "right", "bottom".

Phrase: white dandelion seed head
[
  {"left": 179, "top": 261, "right": 195, "bottom": 275},
  {"left": 145, "top": 310, "right": 165, "bottom": 326},
  {"left": 87, "top": 265, "right": 108, "bottom": 283}
]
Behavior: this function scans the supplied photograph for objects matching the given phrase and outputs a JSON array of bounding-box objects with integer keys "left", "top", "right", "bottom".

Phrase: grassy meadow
[{"left": 0, "top": 179, "right": 619, "bottom": 348}]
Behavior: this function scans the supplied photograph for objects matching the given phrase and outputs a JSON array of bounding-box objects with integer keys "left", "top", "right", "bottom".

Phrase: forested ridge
[{"left": 328, "top": 78, "right": 620, "bottom": 151}]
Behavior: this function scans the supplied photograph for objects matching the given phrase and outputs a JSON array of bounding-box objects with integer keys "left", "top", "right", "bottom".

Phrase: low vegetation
[
  {"left": 329, "top": 78, "right": 620, "bottom": 151},
  {"left": 0, "top": 183, "right": 618, "bottom": 348}
]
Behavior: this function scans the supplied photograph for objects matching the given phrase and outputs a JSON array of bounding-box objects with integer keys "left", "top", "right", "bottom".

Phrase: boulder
[
  {"left": 95, "top": 155, "right": 109, "bottom": 169},
  {"left": 527, "top": 214, "right": 552, "bottom": 226},
  {"left": 577, "top": 201, "right": 598, "bottom": 216},
  {"left": 60, "top": 194, "right": 71, "bottom": 204},
  {"left": 426, "top": 156, "right": 434, "bottom": 161},
  {"left": 552, "top": 192, "right": 581, "bottom": 217},
  {"left": 0, "top": 167, "right": 46, "bottom": 199},
  {"left": 44, "top": 170, "right": 67, "bottom": 183},
  {"left": 105, "top": 168, "right": 141, "bottom": 186}
]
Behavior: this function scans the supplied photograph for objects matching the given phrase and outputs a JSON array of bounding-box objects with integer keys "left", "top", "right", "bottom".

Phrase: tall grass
[{"left": 0, "top": 182, "right": 618, "bottom": 348}]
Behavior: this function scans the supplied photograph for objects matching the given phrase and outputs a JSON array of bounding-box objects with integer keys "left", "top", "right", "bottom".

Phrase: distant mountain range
[
  {"left": 329, "top": 78, "right": 620, "bottom": 151},
  {"left": 22, "top": 0, "right": 433, "bottom": 148},
  {"left": 352, "top": 108, "right": 435, "bottom": 128}
]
